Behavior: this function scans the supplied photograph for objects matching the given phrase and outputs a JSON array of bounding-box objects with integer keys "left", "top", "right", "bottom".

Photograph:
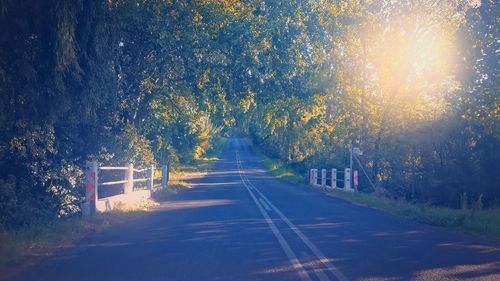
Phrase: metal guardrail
[{"left": 309, "top": 168, "right": 356, "bottom": 191}]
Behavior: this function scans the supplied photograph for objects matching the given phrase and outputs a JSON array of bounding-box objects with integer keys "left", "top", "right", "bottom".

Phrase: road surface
[{"left": 4, "top": 138, "right": 500, "bottom": 281}]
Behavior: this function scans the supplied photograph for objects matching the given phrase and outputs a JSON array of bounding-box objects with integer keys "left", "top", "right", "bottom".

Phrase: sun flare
[
  {"left": 411, "top": 30, "right": 449, "bottom": 77},
  {"left": 368, "top": 14, "right": 458, "bottom": 99}
]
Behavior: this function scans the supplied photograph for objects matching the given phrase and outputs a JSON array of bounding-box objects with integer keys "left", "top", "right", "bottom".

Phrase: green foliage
[
  {"left": 0, "top": 0, "right": 224, "bottom": 229},
  {"left": 242, "top": 0, "right": 499, "bottom": 210},
  {"left": 0, "top": 0, "right": 497, "bottom": 230}
]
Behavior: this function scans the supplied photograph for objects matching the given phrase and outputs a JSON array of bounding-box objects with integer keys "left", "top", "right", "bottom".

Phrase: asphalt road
[{"left": 4, "top": 138, "right": 500, "bottom": 281}]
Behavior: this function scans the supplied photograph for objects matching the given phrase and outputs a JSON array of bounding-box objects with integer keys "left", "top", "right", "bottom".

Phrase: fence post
[
  {"left": 83, "top": 161, "right": 98, "bottom": 218},
  {"left": 344, "top": 168, "right": 352, "bottom": 191},
  {"left": 148, "top": 164, "right": 154, "bottom": 190},
  {"left": 124, "top": 163, "right": 134, "bottom": 194},
  {"left": 162, "top": 165, "right": 169, "bottom": 189},
  {"left": 331, "top": 168, "right": 337, "bottom": 189},
  {"left": 321, "top": 169, "right": 326, "bottom": 187}
]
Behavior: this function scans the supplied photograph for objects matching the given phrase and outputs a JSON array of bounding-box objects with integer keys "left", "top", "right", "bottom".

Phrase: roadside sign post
[
  {"left": 349, "top": 146, "right": 353, "bottom": 188},
  {"left": 350, "top": 147, "right": 362, "bottom": 192}
]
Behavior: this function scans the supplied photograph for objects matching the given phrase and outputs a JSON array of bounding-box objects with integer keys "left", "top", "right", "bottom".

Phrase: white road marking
[
  {"left": 250, "top": 185, "right": 349, "bottom": 281},
  {"left": 259, "top": 198, "right": 271, "bottom": 211},
  {"left": 236, "top": 151, "right": 312, "bottom": 281},
  {"left": 236, "top": 147, "right": 349, "bottom": 281}
]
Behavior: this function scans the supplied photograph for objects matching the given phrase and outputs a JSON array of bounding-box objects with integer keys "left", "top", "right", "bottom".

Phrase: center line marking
[
  {"left": 235, "top": 142, "right": 349, "bottom": 281},
  {"left": 259, "top": 198, "right": 271, "bottom": 211},
  {"left": 236, "top": 150, "right": 312, "bottom": 281}
]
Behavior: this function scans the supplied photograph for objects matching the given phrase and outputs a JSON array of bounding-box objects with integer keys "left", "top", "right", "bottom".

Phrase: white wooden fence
[
  {"left": 310, "top": 168, "right": 357, "bottom": 192},
  {"left": 83, "top": 161, "right": 169, "bottom": 217}
]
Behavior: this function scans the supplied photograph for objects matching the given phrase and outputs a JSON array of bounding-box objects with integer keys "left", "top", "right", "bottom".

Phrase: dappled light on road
[
  {"left": 412, "top": 262, "right": 500, "bottom": 281},
  {"left": 5, "top": 138, "right": 499, "bottom": 281},
  {"left": 155, "top": 199, "right": 237, "bottom": 211}
]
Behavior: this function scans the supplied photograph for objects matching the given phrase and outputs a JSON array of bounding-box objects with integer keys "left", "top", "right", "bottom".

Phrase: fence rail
[
  {"left": 133, "top": 168, "right": 148, "bottom": 173},
  {"left": 100, "top": 180, "right": 129, "bottom": 186},
  {"left": 100, "top": 166, "right": 128, "bottom": 170},
  {"left": 133, "top": 178, "right": 149, "bottom": 183},
  {"left": 83, "top": 161, "right": 169, "bottom": 217}
]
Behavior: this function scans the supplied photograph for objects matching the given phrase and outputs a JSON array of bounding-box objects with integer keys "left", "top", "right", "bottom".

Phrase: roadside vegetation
[
  {"left": 249, "top": 139, "right": 305, "bottom": 185},
  {"left": 154, "top": 136, "right": 227, "bottom": 199},
  {"left": 170, "top": 136, "right": 227, "bottom": 180},
  {"left": 0, "top": 136, "right": 226, "bottom": 270},
  {"left": 261, "top": 157, "right": 304, "bottom": 185},
  {"left": 0, "top": 210, "right": 149, "bottom": 272},
  {"left": 329, "top": 190, "right": 500, "bottom": 240},
  {"left": 253, "top": 148, "right": 500, "bottom": 240}
]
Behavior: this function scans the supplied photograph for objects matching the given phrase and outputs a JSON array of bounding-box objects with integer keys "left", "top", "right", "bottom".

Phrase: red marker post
[
  {"left": 84, "top": 161, "right": 98, "bottom": 217},
  {"left": 353, "top": 170, "right": 359, "bottom": 190}
]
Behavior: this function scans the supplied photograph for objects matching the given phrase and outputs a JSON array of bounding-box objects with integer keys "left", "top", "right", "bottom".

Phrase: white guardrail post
[
  {"left": 83, "top": 161, "right": 98, "bottom": 218},
  {"left": 313, "top": 169, "right": 318, "bottom": 186},
  {"left": 344, "top": 168, "right": 352, "bottom": 191},
  {"left": 162, "top": 165, "right": 169, "bottom": 188},
  {"left": 331, "top": 168, "right": 337, "bottom": 189},
  {"left": 321, "top": 169, "right": 326, "bottom": 187},
  {"left": 125, "top": 163, "right": 134, "bottom": 194},
  {"left": 147, "top": 164, "right": 154, "bottom": 190}
]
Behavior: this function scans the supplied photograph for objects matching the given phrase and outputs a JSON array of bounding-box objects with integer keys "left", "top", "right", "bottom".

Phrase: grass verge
[
  {"left": 261, "top": 157, "right": 304, "bottom": 184},
  {"left": 0, "top": 209, "right": 149, "bottom": 273},
  {"left": 167, "top": 136, "right": 227, "bottom": 190},
  {"left": 248, "top": 140, "right": 305, "bottom": 184},
  {"left": 327, "top": 190, "right": 500, "bottom": 240}
]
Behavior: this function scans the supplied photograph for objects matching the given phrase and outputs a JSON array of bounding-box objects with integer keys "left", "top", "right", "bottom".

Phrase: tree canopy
[{"left": 0, "top": 0, "right": 498, "bottom": 228}]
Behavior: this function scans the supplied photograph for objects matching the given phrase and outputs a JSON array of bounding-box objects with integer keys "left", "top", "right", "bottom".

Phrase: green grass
[
  {"left": 204, "top": 136, "right": 227, "bottom": 160},
  {"left": 164, "top": 136, "right": 227, "bottom": 196},
  {"left": 261, "top": 157, "right": 305, "bottom": 184},
  {"left": 248, "top": 140, "right": 305, "bottom": 184},
  {"left": 0, "top": 210, "right": 148, "bottom": 272},
  {"left": 327, "top": 190, "right": 500, "bottom": 240},
  {"left": 172, "top": 137, "right": 227, "bottom": 177}
]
